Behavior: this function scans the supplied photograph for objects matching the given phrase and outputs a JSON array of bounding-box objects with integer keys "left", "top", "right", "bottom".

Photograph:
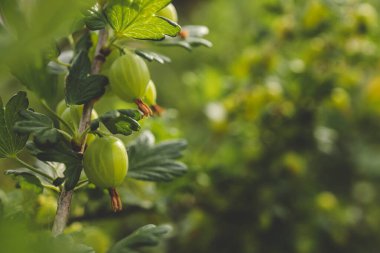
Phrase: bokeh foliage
[{"left": 153, "top": 0, "right": 380, "bottom": 253}]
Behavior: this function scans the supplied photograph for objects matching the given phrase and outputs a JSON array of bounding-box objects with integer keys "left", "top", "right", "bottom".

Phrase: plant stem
[
  {"left": 52, "top": 29, "right": 109, "bottom": 236},
  {"left": 74, "top": 179, "right": 89, "bottom": 191},
  {"left": 57, "top": 129, "right": 74, "bottom": 140},
  {"left": 14, "top": 156, "right": 54, "bottom": 181},
  {"left": 52, "top": 59, "right": 71, "bottom": 68},
  {"left": 52, "top": 187, "right": 73, "bottom": 237},
  {"left": 40, "top": 100, "right": 75, "bottom": 136}
]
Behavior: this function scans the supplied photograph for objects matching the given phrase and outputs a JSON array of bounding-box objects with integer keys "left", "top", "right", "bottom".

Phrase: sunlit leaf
[{"left": 105, "top": 0, "right": 180, "bottom": 40}]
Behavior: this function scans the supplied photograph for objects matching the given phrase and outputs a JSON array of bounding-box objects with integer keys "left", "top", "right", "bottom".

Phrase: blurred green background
[{"left": 3, "top": 0, "right": 380, "bottom": 252}]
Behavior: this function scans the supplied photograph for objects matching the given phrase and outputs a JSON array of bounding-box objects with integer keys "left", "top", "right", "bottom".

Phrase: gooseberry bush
[{"left": 0, "top": 0, "right": 210, "bottom": 252}]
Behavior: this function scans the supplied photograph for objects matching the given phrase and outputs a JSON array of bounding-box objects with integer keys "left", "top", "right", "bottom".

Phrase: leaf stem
[
  {"left": 57, "top": 129, "right": 73, "bottom": 140},
  {"left": 94, "top": 129, "right": 109, "bottom": 137},
  {"left": 14, "top": 156, "right": 54, "bottom": 181},
  {"left": 40, "top": 100, "right": 75, "bottom": 136},
  {"left": 74, "top": 179, "right": 89, "bottom": 190},
  {"left": 77, "top": 126, "right": 92, "bottom": 144},
  {"left": 52, "top": 59, "right": 71, "bottom": 68}
]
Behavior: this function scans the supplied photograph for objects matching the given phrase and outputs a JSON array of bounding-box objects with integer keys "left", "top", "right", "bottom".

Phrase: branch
[
  {"left": 52, "top": 187, "right": 73, "bottom": 237},
  {"left": 52, "top": 29, "right": 109, "bottom": 236}
]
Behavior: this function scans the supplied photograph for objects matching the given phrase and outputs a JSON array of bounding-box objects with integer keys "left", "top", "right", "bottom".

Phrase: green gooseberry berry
[
  {"left": 56, "top": 99, "right": 67, "bottom": 116},
  {"left": 144, "top": 80, "right": 157, "bottom": 106},
  {"left": 83, "top": 136, "right": 128, "bottom": 189},
  {"left": 108, "top": 51, "right": 150, "bottom": 103},
  {"left": 60, "top": 105, "right": 98, "bottom": 134}
]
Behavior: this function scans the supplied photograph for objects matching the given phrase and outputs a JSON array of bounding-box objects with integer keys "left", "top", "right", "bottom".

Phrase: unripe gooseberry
[
  {"left": 144, "top": 80, "right": 157, "bottom": 106},
  {"left": 60, "top": 105, "right": 98, "bottom": 134},
  {"left": 157, "top": 3, "right": 178, "bottom": 23},
  {"left": 108, "top": 51, "right": 150, "bottom": 103},
  {"left": 83, "top": 136, "right": 128, "bottom": 189},
  {"left": 56, "top": 100, "right": 67, "bottom": 116}
]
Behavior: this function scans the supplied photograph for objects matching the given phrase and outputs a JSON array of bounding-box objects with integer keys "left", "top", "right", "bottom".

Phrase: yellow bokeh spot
[
  {"left": 316, "top": 191, "right": 338, "bottom": 210},
  {"left": 283, "top": 152, "right": 306, "bottom": 175},
  {"left": 364, "top": 76, "right": 380, "bottom": 114},
  {"left": 331, "top": 88, "right": 351, "bottom": 113}
]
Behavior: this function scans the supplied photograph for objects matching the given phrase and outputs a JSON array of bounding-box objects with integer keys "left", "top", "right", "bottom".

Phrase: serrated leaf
[
  {"left": 66, "top": 51, "right": 108, "bottom": 105},
  {"left": 108, "top": 224, "right": 171, "bottom": 253},
  {"left": 135, "top": 49, "right": 171, "bottom": 64},
  {"left": 127, "top": 131, "right": 188, "bottom": 182},
  {"left": 14, "top": 110, "right": 60, "bottom": 146},
  {"left": 0, "top": 92, "right": 29, "bottom": 158},
  {"left": 93, "top": 109, "right": 142, "bottom": 136},
  {"left": 27, "top": 137, "right": 83, "bottom": 191},
  {"left": 105, "top": 0, "right": 180, "bottom": 40},
  {"left": 84, "top": 8, "right": 107, "bottom": 31}
]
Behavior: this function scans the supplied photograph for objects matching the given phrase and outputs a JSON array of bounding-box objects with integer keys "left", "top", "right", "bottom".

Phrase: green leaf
[
  {"left": 161, "top": 37, "right": 213, "bottom": 51},
  {"left": 66, "top": 51, "right": 108, "bottom": 105},
  {"left": 84, "top": 8, "right": 107, "bottom": 31},
  {"left": 135, "top": 49, "right": 171, "bottom": 64},
  {"left": 5, "top": 170, "right": 43, "bottom": 194},
  {"left": 5, "top": 160, "right": 61, "bottom": 188},
  {"left": 109, "top": 224, "right": 171, "bottom": 253},
  {"left": 27, "top": 138, "right": 83, "bottom": 191},
  {"left": 14, "top": 110, "right": 60, "bottom": 146},
  {"left": 11, "top": 53, "right": 59, "bottom": 106},
  {"left": 127, "top": 131, "right": 188, "bottom": 182},
  {"left": 53, "top": 234, "right": 96, "bottom": 253},
  {"left": 75, "top": 33, "right": 93, "bottom": 53},
  {"left": 0, "top": 0, "right": 94, "bottom": 68},
  {"left": 92, "top": 109, "right": 142, "bottom": 136},
  {"left": 0, "top": 92, "right": 29, "bottom": 159},
  {"left": 0, "top": 0, "right": 27, "bottom": 34},
  {"left": 105, "top": 0, "right": 180, "bottom": 40}
]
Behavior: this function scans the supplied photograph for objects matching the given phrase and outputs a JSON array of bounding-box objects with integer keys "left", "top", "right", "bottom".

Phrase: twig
[
  {"left": 52, "top": 187, "right": 73, "bottom": 236},
  {"left": 52, "top": 29, "right": 109, "bottom": 236}
]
